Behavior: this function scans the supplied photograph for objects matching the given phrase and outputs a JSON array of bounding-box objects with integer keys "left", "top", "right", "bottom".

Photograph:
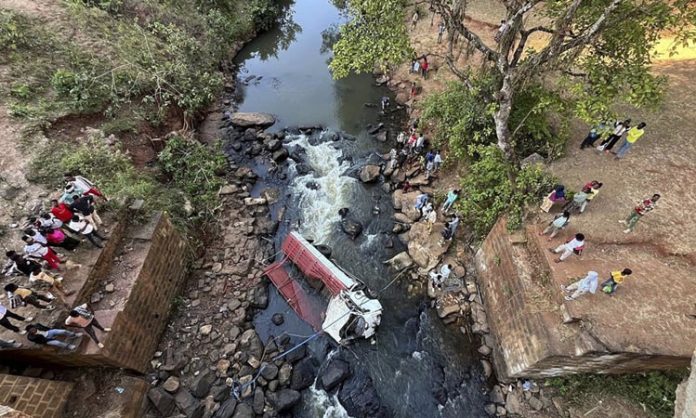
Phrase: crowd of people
[
  {"left": 0, "top": 173, "right": 111, "bottom": 350},
  {"left": 537, "top": 120, "right": 660, "bottom": 300}
]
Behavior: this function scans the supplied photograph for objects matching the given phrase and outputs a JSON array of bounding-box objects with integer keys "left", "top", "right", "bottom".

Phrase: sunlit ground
[{"left": 653, "top": 37, "right": 696, "bottom": 61}]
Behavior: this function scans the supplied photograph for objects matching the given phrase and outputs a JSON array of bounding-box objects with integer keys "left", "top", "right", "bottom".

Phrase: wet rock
[
  {"left": 175, "top": 389, "right": 204, "bottom": 418},
  {"left": 266, "top": 139, "right": 282, "bottom": 151},
  {"left": 321, "top": 358, "right": 351, "bottom": 391},
  {"left": 260, "top": 363, "right": 279, "bottom": 380},
  {"left": 295, "top": 163, "right": 312, "bottom": 175},
  {"left": 191, "top": 370, "right": 215, "bottom": 398},
  {"left": 148, "top": 387, "right": 176, "bottom": 416},
  {"left": 367, "top": 123, "right": 384, "bottom": 135},
  {"left": 211, "top": 384, "right": 229, "bottom": 402},
  {"left": 272, "top": 148, "right": 289, "bottom": 162},
  {"left": 481, "top": 360, "right": 493, "bottom": 378},
  {"left": 383, "top": 252, "right": 413, "bottom": 271},
  {"left": 359, "top": 165, "right": 381, "bottom": 183},
  {"left": 338, "top": 371, "right": 386, "bottom": 418},
  {"left": 373, "top": 131, "right": 387, "bottom": 142},
  {"left": 267, "top": 389, "right": 301, "bottom": 412},
  {"left": 484, "top": 403, "right": 496, "bottom": 415},
  {"left": 340, "top": 218, "right": 363, "bottom": 240},
  {"left": 290, "top": 358, "right": 317, "bottom": 391},
  {"left": 231, "top": 402, "right": 253, "bottom": 418},
  {"left": 478, "top": 345, "right": 492, "bottom": 356},
  {"left": 213, "top": 398, "right": 237, "bottom": 418},
  {"left": 271, "top": 313, "right": 284, "bottom": 326},
  {"left": 288, "top": 145, "right": 306, "bottom": 162},
  {"left": 338, "top": 207, "right": 349, "bottom": 217},
  {"left": 252, "top": 387, "right": 265, "bottom": 414},
  {"left": 278, "top": 363, "right": 293, "bottom": 386},
  {"left": 231, "top": 112, "right": 275, "bottom": 128},
  {"left": 238, "top": 329, "right": 264, "bottom": 359},
  {"left": 491, "top": 385, "right": 505, "bottom": 404},
  {"left": 163, "top": 376, "right": 181, "bottom": 393},
  {"left": 249, "top": 143, "right": 263, "bottom": 156},
  {"left": 251, "top": 285, "right": 269, "bottom": 309},
  {"left": 305, "top": 181, "right": 320, "bottom": 190}
]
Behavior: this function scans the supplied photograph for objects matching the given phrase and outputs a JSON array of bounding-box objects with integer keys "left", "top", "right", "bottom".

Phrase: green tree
[{"left": 331, "top": 0, "right": 696, "bottom": 162}]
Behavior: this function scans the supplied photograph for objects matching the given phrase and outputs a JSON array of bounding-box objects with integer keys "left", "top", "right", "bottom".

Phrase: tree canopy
[{"left": 330, "top": 0, "right": 696, "bottom": 161}]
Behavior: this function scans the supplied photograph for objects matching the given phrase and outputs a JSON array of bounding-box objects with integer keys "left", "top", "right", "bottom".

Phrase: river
[{"left": 227, "top": 1, "right": 490, "bottom": 417}]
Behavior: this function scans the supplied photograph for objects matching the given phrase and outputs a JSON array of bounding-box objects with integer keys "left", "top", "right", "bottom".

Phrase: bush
[
  {"left": 547, "top": 370, "right": 688, "bottom": 418},
  {"left": 455, "top": 145, "right": 555, "bottom": 237}
]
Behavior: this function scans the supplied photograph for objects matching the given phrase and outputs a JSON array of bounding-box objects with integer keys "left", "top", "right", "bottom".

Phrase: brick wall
[
  {"left": 0, "top": 374, "right": 73, "bottom": 418},
  {"left": 0, "top": 212, "right": 189, "bottom": 373},
  {"left": 475, "top": 217, "right": 691, "bottom": 380}
]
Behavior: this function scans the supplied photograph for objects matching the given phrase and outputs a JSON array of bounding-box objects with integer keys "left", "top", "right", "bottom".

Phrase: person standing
[
  {"left": 540, "top": 211, "right": 570, "bottom": 240},
  {"left": 25, "top": 324, "right": 81, "bottom": 350},
  {"left": 598, "top": 119, "right": 630, "bottom": 153},
  {"left": 600, "top": 269, "right": 633, "bottom": 295},
  {"left": 0, "top": 302, "right": 27, "bottom": 333},
  {"left": 411, "top": 10, "right": 419, "bottom": 28},
  {"left": 437, "top": 21, "right": 446, "bottom": 43},
  {"left": 615, "top": 122, "right": 646, "bottom": 159},
  {"left": 22, "top": 235, "right": 61, "bottom": 270},
  {"left": 43, "top": 227, "right": 80, "bottom": 251},
  {"left": 58, "top": 184, "right": 84, "bottom": 205},
  {"left": 397, "top": 131, "right": 405, "bottom": 146},
  {"left": 620, "top": 194, "right": 660, "bottom": 233},
  {"left": 540, "top": 185, "right": 566, "bottom": 213},
  {"left": 561, "top": 271, "right": 599, "bottom": 301},
  {"left": 64, "top": 173, "right": 107, "bottom": 201},
  {"left": 50, "top": 199, "right": 74, "bottom": 223},
  {"left": 549, "top": 233, "right": 585, "bottom": 263},
  {"left": 433, "top": 151, "right": 443, "bottom": 171},
  {"left": 70, "top": 194, "right": 102, "bottom": 230},
  {"left": 415, "top": 193, "right": 430, "bottom": 215},
  {"left": 65, "top": 304, "right": 111, "bottom": 349},
  {"left": 421, "top": 58, "right": 429, "bottom": 79}
]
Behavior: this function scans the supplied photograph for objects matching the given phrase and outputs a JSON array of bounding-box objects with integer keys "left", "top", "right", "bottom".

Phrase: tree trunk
[{"left": 494, "top": 74, "right": 514, "bottom": 161}]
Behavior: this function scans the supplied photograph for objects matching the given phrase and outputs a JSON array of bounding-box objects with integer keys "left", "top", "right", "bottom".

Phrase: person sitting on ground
[
  {"left": 42, "top": 227, "right": 80, "bottom": 251},
  {"left": 58, "top": 184, "right": 84, "bottom": 205},
  {"left": 65, "top": 172, "right": 107, "bottom": 201},
  {"left": 442, "top": 189, "right": 460, "bottom": 212},
  {"left": 3, "top": 251, "right": 41, "bottom": 277},
  {"left": 601, "top": 268, "right": 633, "bottom": 295},
  {"left": 50, "top": 199, "right": 74, "bottom": 223},
  {"left": 25, "top": 324, "right": 81, "bottom": 350},
  {"left": 415, "top": 193, "right": 430, "bottom": 214},
  {"left": 64, "top": 303, "right": 111, "bottom": 349},
  {"left": 540, "top": 185, "right": 566, "bottom": 213},
  {"left": 0, "top": 302, "right": 28, "bottom": 333},
  {"left": 579, "top": 181, "right": 602, "bottom": 213},
  {"left": 421, "top": 202, "right": 434, "bottom": 221},
  {"left": 70, "top": 194, "right": 102, "bottom": 230},
  {"left": 549, "top": 233, "right": 585, "bottom": 263},
  {"left": 67, "top": 215, "right": 107, "bottom": 249},
  {"left": 23, "top": 228, "right": 47, "bottom": 246},
  {"left": 28, "top": 264, "right": 73, "bottom": 298},
  {"left": 38, "top": 213, "right": 63, "bottom": 230},
  {"left": 540, "top": 211, "right": 570, "bottom": 240},
  {"left": 561, "top": 271, "right": 599, "bottom": 301},
  {"left": 4, "top": 283, "right": 54, "bottom": 310},
  {"left": 22, "top": 235, "right": 61, "bottom": 270}
]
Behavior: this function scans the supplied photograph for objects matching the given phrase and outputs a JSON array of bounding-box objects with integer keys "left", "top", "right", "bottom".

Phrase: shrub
[{"left": 547, "top": 370, "right": 688, "bottom": 418}]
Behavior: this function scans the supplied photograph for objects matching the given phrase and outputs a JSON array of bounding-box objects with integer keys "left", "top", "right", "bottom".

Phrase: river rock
[
  {"left": 267, "top": 389, "right": 301, "bottom": 412},
  {"left": 278, "top": 363, "right": 293, "bottom": 386},
  {"left": 213, "top": 398, "right": 237, "bottom": 418},
  {"left": 393, "top": 212, "right": 412, "bottom": 225},
  {"left": 407, "top": 222, "right": 450, "bottom": 270},
  {"left": 505, "top": 391, "right": 523, "bottom": 415},
  {"left": 340, "top": 218, "right": 363, "bottom": 240},
  {"left": 481, "top": 360, "right": 493, "bottom": 378},
  {"left": 175, "top": 389, "right": 204, "bottom": 418},
  {"left": 231, "top": 112, "right": 275, "bottom": 128},
  {"left": 191, "top": 370, "right": 215, "bottom": 398},
  {"left": 266, "top": 139, "right": 282, "bottom": 151},
  {"left": 272, "top": 147, "right": 289, "bottom": 162},
  {"left": 338, "top": 371, "right": 386, "bottom": 418},
  {"left": 231, "top": 403, "right": 253, "bottom": 418},
  {"left": 367, "top": 123, "right": 384, "bottom": 134},
  {"left": 163, "top": 376, "right": 181, "bottom": 393},
  {"left": 359, "top": 165, "right": 381, "bottom": 183},
  {"left": 295, "top": 163, "right": 312, "bottom": 175},
  {"left": 148, "top": 387, "right": 176, "bottom": 416},
  {"left": 383, "top": 252, "right": 413, "bottom": 271},
  {"left": 321, "top": 358, "right": 351, "bottom": 391},
  {"left": 374, "top": 131, "right": 387, "bottom": 142},
  {"left": 491, "top": 385, "right": 505, "bottom": 404},
  {"left": 290, "top": 358, "right": 317, "bottom": 391},
  {"left": 271, "top": 313, "right": 284, "bottom": 325},
  {"left": 238, "top": 329, "right": 263, "bottom": 359},
  {"left": 391, "top": 190, "right": 422, "bottom": 221},
  {"left": 260, "top": 363, "right": 279, "bottom": 380},
  {"left": 252, "top": 387, "right": 265, "bottom": 414},
  {"left": 528, "top": 395, "right": 544, "bottom": 411}
]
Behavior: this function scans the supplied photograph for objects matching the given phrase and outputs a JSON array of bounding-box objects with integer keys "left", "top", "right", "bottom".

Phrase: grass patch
[{"left": 547, "top": 370, "right": 688, "bottom": 418}]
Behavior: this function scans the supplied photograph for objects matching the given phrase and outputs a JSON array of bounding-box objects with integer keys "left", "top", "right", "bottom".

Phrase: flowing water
[{"left": 229, "top": 1, "right": 490, "bottom": 416}]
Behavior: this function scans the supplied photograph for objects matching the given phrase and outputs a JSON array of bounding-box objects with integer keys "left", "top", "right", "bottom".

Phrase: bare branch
[{"left": 430, "top": 0, "right": 499, "bottom": 63}]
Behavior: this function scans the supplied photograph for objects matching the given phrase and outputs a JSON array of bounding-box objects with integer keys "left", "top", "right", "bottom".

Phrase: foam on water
[
  {"left": 302, "top": 385, "right": 352, "bottom": 418},
  {"left": 288, "top": 133, "right": 357, "bottom": 244}
]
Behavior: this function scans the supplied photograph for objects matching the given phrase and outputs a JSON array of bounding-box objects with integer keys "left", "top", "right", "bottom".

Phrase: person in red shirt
[
  {"left": 421, "top": 57, "right": 429, "bottom": 79},
  {"left": 620, "top": 194, "right": 660, "bottom": 233},
  {"left": 50, "top": 199, "right": 73, "bottom": 223}
]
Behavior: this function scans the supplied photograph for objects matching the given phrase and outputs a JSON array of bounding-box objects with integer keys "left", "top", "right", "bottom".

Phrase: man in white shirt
[
  {"left": 67, "top": 215, "right": 107, "bottom": 248},
  {"left": 561, "top": 271, "right": 599, "bottom": 301},
  {"left": 433, "top": 151, "right": 443, "bottom": 171},
  {"left": 549, "top": 233, "right": 585, "bottom": 262}
]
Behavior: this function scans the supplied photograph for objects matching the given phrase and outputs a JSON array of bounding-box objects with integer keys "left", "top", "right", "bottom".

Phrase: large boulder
[
  {"left": 174, "top": 389, "right": 204, "bottom": 418},
  {"left": 148, "top": 387, "right": 176, "bottom": 416},
  {"left": 290, "top": 358, "right": 317, "bottom": 391},
  {"left": 238, "top": 329, "right": 264, "bottom": 359},
  {"left": 338, "top": 371, "right": 387, "bottom": 418},
  {"left": 321, "top": 358, "right": 351, "bottom": 391},
  {"left": 230, "top": 112, "right": 275, "bottom": 128},
  {"left": 213, "top": 399, "right": 237, "bottom": 418},
  {"left": 392, "top": 190, "right": 422, "bottom": 221},
  {"left": 383, "top": 252, "right": 414, "bottom": 271},
  {"left": 340, "top": 218, "right": 363, "bottom": 240},
  {"left": 359, "top": 165, "right": 381, "bottom": 183},
  {"left": 267, "top": 389, "right": 301, "bottom": 412},
  {"left": 407, "top": 222, "right": 451, "bottom": 270}
]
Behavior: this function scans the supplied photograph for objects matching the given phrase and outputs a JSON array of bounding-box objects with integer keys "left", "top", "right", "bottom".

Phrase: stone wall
[
  {"left": 0, "top": 212, "right": 189, "bottom": 373},
  {"left": 0, "top": 374, "right": 73, "bottom": 418},
  {"left": 475, "top": 217, "right": 693, "bottom": 380}
]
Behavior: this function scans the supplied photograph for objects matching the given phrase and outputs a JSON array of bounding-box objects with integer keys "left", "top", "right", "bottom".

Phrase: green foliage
[
  {"left": 547, "top": 370, "right": 688, "bottom": 418},
  {"left": 158, "top": 136, "right": 227, "bottom": 220},
  {"left": 421, "top": 75, "right": 568, "bottom": 161},
  {"left": 330, "top": 0, "right": 413, "bottom": 78},
  {"left": 455, "top": 145, "right": 555, "bottom": 237}
]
